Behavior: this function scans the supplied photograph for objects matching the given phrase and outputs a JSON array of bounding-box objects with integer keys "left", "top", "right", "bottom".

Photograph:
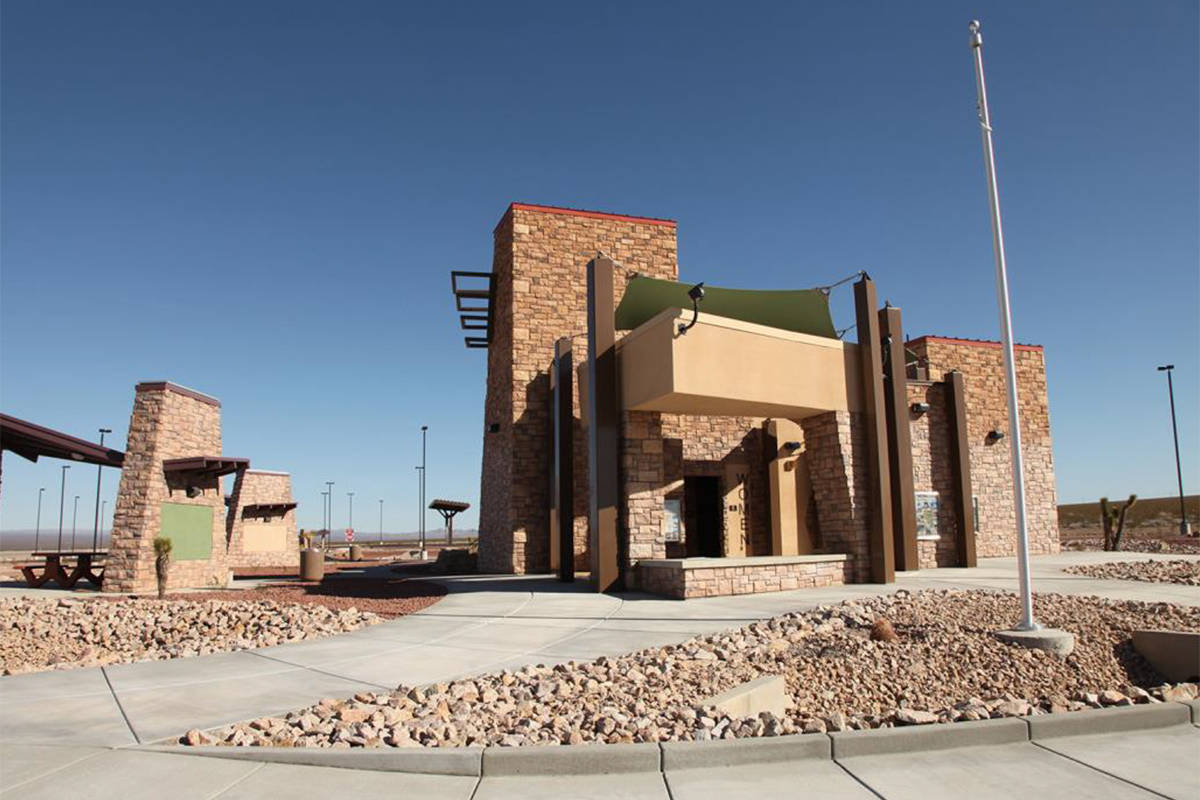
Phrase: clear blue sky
[{"left": 2, "top": 1, "right": 1197, "bottom": 537}]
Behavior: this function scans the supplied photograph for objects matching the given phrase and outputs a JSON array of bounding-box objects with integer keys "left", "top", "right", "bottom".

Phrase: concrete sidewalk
[
  {"left": 2, "top": 719, "right": 1196, "bottom": 799},
  {"left": 1, "top": 552, "right": 1197, "bottom": 749}
]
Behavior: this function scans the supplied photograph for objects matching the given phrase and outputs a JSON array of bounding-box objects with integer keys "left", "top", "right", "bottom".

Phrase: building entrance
[{"left": 684, "top": 476, "right": 722, "bottom": 557}]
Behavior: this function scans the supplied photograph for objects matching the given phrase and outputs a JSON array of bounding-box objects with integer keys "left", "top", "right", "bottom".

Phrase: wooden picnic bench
[{"left": 20, "top": 552, "right": 106, "bottom": 589}]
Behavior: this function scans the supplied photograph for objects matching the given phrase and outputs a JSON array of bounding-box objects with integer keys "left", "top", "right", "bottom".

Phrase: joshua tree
[
  {"left": 1100, "top": 495, "right": 1138, "bottom": 551},
  {"left": 153, "top": 536, "right": 172, "bottom": 599}
]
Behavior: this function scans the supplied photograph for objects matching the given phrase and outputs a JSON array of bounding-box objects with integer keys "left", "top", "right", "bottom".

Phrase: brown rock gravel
[
  {"left": 188, "top": 589, "right": 1200, "bottom": 749},
  {"left": 163, "top": 577, "right": 447, "bottom": 619},
  {"left": 0, "top": 596, "right": 384, "bottom": 675},
  {"left": 1063, "top": 559, "right": 1200, "bottom": 586}
]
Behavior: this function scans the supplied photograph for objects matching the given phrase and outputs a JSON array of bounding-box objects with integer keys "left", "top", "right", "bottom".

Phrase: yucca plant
[
  {"left": 1100, "top": 495, "right": 1138, "bottom": 551},
  {"left": 153, "top": 536, "right": 173, "bottom": 599}
]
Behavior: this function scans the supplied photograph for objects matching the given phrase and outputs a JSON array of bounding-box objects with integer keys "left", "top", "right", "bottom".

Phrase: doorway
[{"left": 684, "top": 476, "right": 722, "bottom": 557}]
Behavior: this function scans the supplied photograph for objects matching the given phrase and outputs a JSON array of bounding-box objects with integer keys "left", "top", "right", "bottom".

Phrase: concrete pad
[
  {"left": 112, "top": 665, "right": 369, "bottom": 742},
  {"left": 701, "top": 674, "right": 790, "bottom": 719},
  {"left": 1036, "top": 724, "right": 1200, "bottom": 799},
  {"left": 667, "top": 760, "right": 875, "bottom": 799},
  {"left": 532, "top": 628, "right": 689, "bottom": 660},
  {"left": 481, "top": 741, "right": 660, "bottom": 776},
  {"left": 995, "top": 627, "right": 1075, "bottom": 656},
  {"left": 248, "top": 632, "right": 419, "bottom": 670},
  {"left": 838, "top": 742, "right": 1158, "bottom": 800},
  {"left": 0, "top": 665, "right": 113, "bottom": 704},
  {"left": 0, "top": 688, "right": 137, "bottom": 746},
  {"left": 830, "top": 717, "right": 1027, "bottom": 758},
  {"left": 473, "top": 773, "right": 668, "bottom": 800},
  {"left": 1132, "top": 629, "right": 1200, "bottom": 682},
  {"left": 1, "top": 748, "right": 259, "bottom": 800},
  {"left": 1026, "top": 702, "right": 1191, "bottom": 739},
  {"left": 215, "top": 762, "right": 477, "bottom": 799},
  {"left": 0, "top": 744, "right": 107, "bottom": 792},
  {"left": 142, "top": 743, "right": 483, "bottom": 775}
]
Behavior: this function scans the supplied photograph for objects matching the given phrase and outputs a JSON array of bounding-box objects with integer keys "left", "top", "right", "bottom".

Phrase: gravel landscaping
[
  {"left": 1063, "top": 559, "right": 1200, "bottom": 586},
  {"left": 167, "top": 577, "right": 447, "bottom": 618},
  {"left": 184, "top": 589, "right": 1200, "bottom": 749},
  {"left": 0, "top": 596, "right": 383, "bottom": 675}
]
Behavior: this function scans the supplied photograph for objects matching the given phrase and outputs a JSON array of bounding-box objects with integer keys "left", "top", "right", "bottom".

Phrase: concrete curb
[
  {"left": 661, "top": 731, "right": 829, "bottom": 770},
  {"left": 482, "top": 741, "right": 660, "bottom": 776},
  {"left": 1025, "top": 701, "right": 1191, "bottom": 739},
  {"left": 140, "top": 702, "right": 1198, "bottom": 776},
  {"left": 831, "top": 717, "right": 1027, "bottom": 759}
]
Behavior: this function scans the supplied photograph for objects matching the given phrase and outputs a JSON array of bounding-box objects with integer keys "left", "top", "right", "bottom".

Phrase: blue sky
[{"left": 2, "top": 0, "right": 1197, "bottom": 536}]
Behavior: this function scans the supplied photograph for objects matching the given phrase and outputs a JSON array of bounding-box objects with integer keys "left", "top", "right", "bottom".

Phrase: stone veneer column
[
  {"left": 226, "top": 469, "right": 299, "bottom": 570},
  {"left": 104, "top": 382, "right": 229, "bottom": 593},
  {"left": 477, "top": 204, "right": 678, "bottom": 575},
  {"left": 800, "top": 411, "right": 873, "bottom": 582}
]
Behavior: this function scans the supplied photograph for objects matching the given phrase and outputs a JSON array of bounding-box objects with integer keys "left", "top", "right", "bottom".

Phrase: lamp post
[
  {"left": 100, "top": 500, "right": 107, "bottom": 542},
  {"left": 347, "top": 491, "right": 355, "bottom": 534},
  {"left": 420, "top": 425, "right": 428, "bottom": 560},
  {"left": 378, "top": 499, "right": 384, "bottom": 545},
  {"left": 34, "top": 487, "right": 45, "bottom": 551},
  {"left": 1157, "top": 365, "right": 1191, "bottom": 536},
  {"left": 57, "top": 465, "right": 70, "bottom": 552},
  {"left": 71, "top": 495, "right": 80, "bottom": 550},
  {"left": 325, "top": 481, "right": 335, "bottom": 535},
  {"left": 93, "top": 427, "right": 111, "bottom": 553},
  {"left": 969, "top": 22, "right": 1071, "bottom": 653}
]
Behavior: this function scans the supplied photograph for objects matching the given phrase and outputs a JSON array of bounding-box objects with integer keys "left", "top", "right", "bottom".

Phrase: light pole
[
  {"left": 57, "top": 465, "right": 70, "bottom": 552},
  {"left": 325, "top": 481, "right": 335, "bottom": 534},
  {"left": 100, "top": 500, "right": 107, "bottom": 543},
  {"left": 93, "top": 427, "right": 111, "bottom": 552},
  {"left": 1157, "top": 365, "right": 1191, "bottom": 536},
  {"left": 347, "top": 491, "right": 355, "bottom": 535},
  {"left": 378, "top": 499, "right": 384, "bottom": 545},
  {"left": 420, "top": 425, "right": 428, "bottom": 559},
  {"left": 35, "top": 487, "right": 45, "bottom": 551},
  {"left": 969, "top": 22, "right": 1071, "bottom": 652},
  {"left": 71, "top": 495, "right": 80, "bottom": 550}
]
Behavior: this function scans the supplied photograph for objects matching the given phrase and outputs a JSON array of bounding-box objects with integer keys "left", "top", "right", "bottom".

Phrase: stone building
[
  {"left": 456, "top": 202, "right": 1058, "bottom": 599},
  {"left": 103, "top": 381, "right": 299, "bottom": 593}
]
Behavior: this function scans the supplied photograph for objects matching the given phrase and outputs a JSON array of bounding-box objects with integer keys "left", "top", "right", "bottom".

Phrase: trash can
[{"left": 300, "top": 548, "right": 324, "bottom": 581}]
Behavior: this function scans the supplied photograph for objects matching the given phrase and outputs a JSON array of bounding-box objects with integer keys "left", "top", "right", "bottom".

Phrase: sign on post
[{"left": 345, "top": 528, "right": 354, "bottom": 543}]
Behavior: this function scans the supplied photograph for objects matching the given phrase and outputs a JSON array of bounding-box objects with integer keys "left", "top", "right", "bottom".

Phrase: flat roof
[
  {"left": 496, "top": 202, "right": 677, "bottom": 233},
  {"left": 0, "top": 413, "right": 125, "bottom": 467}
]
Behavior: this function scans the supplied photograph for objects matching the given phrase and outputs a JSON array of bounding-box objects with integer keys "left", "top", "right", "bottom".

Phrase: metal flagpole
[{"left": 969, "top": 20, "right": 1037, "bottom": 631}]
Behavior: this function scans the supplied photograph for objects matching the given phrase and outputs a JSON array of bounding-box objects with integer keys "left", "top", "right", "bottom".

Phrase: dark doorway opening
[{"left": 684, "top": 476, "right": 722, "bottom": 557}]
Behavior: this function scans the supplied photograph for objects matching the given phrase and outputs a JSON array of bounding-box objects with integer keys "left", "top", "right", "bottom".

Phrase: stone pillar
[
  {"left": 226, "top": 470, "right": 299, "bottom": 570},
  {"left": 104, "top": 382, "right": 229, "bottom": 594}
]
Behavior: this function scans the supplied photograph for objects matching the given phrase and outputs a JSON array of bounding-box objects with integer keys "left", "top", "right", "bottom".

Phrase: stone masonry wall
[
  {"left": 908, "top": 337, "right": 1058, "bottom": 558},
  {"left": 226, "top": 470, "right": 299, "bottom": 570},
  {"left": 907, "top": 381, "right": 961, "bottom": 569},
  {"left": 105, "top": 383, "right": 229, "bottom": 593},
  {"left": 637, "top": 556, "right": 850, "bottom": 600}
]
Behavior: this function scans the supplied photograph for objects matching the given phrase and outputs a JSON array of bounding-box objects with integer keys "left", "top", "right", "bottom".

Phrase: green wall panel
[{"left": 160, "top": 503, "right": 213, "bottom": 561}]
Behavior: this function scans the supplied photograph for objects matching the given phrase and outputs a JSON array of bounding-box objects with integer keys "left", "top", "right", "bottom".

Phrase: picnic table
[{"left": 20, "top": 552, "right": 106, "bottom": 589}]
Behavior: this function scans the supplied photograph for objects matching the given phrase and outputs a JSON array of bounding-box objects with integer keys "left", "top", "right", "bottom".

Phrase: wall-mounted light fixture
[
  {"left": 986, "top": 429, "right": 1005, "bottom": 443},
  {"left": 910, "top": 402, "right": 931, "bottom": 415},
  {"left": 677, "top": 282, "right": 705, "bottom": 335},
  {"left": 186, "top": 485, "right": 202, "bottom": 498},
  {"left": 783, "top": 441, "right": 802, "bottom": 451},
  {"left": 488, "top": 422, "right": 500, "bottom": 434}
]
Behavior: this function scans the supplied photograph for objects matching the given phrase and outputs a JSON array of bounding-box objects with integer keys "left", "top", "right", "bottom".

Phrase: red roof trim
[
  {"left": 911, "top": 335, "right": 1043, "bottom": 353},
  {"left": 496, "top": 202, "right": 676, "bottom": 233}
]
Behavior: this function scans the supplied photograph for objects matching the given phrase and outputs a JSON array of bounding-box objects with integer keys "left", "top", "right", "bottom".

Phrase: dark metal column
[
  {"left": 853, "top": 275, "right": 895, "bottom": 584},
  {"left": 552, "top": 337, "right": 575, "bottom": 582},
  {"left": 879, "top": 305, "right": 919, "bottom": 571},
  {"left": 586, "top": 256, "right": 620, "bottom": 593},
  {"left": 944, "top": 370, "right": 977, "bottom": 567}
]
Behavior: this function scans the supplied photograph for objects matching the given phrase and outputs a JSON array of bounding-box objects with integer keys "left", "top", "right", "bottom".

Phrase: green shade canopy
[{"left": 614, "top": 276, "right": 837, "bottom": 339}]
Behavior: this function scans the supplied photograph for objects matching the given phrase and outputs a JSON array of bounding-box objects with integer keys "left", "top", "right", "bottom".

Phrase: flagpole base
[{"left": 996, "top": 628, "right": 1075, "bottom": 656}]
